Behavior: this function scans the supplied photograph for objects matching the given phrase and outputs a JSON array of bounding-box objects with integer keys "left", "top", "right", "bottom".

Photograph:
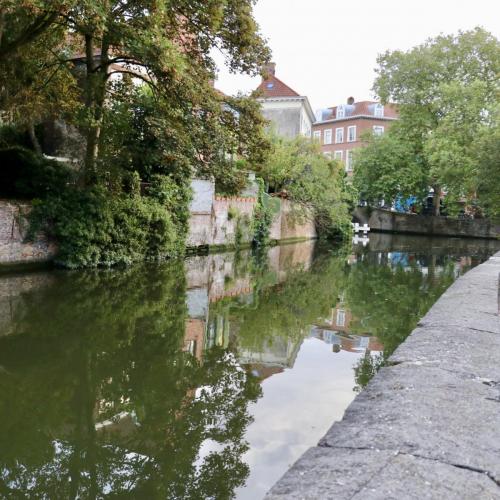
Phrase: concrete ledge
[
  {"left": 354, "top": 207, "right": 500, "bottom": 240},
  {"left": 266, "top": 251, "right": 500, "bottom": 499}
]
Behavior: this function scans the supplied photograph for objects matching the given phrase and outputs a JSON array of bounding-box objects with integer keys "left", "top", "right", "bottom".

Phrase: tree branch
[{"left": 0, "top": 10, "right": 59, "bottom": 61}]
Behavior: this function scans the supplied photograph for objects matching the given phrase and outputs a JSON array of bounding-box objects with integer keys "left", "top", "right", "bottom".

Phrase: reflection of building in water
[
  {"left": 184, "top": 319, "right": 206, "bottom": 360},
  {"left": 244, "top": 363, "right": 284, "bottom": 382},
  {"left": 310, "top": 325, "right": 383, "bottom": 354},
  {"left": 323, "top": 302, "right": 353, "bottom": 334},
  {"left": 205, "top": 314, "right": 231, "bottom": 350},
  {"left": 182, "top": 242, "right": 317, "bottom": 365},
  {"left": 313, "top": 291, "right": 383, "bottom": 354},
  {"left": 239, "top": 336, "right": 302, "bottom": 370}
]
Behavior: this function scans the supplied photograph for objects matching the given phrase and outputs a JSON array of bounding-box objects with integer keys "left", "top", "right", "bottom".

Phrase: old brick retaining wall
[
  {"left": 0, "top": 200, "right": 56, "bottom": 267},
  {"left": 187, "top": 179, "right": 316, "bottom": 250},
  {"left": 1, "top": 180, "right": 317, "bottom": 267}
]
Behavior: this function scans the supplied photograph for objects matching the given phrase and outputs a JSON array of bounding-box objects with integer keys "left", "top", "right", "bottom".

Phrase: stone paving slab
[
  {"left": 319, "top": 363, "right": 500, "bottom": 482},
  {"left": 266, "top": 252, "right": 500, "bottom": 499},
  {"left": 391, "top": 325, "right": 500, "bottom": 380},
  {"left": 266, "top": 447, "right": 499, "bottom": 500}
]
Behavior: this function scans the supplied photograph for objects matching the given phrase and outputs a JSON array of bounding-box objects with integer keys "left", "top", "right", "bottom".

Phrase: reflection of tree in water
[
  {"left": 0, "top": 263, "right": 260, "bottom": 499},
  {"left": 353, "top": 351, "right": 384, "bottom": 392},
  {"left": 212, "top": 250, "right": 349, "bottom": 353},
  {"left": 348, "top": 254, "right": 458, "bottom": 390}
]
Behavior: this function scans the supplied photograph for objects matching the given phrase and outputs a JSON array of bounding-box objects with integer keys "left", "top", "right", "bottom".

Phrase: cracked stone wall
[
  {"left": 266, "top": 251, "right": 500, "bottom": 499},
  {"left": 0, "top": 201, "right": 56, "bottom": 267}
]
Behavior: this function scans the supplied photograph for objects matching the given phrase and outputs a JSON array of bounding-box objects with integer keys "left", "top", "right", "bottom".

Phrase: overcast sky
[{"left": 214, "top": 0, "right": 500, "bottom": 112}]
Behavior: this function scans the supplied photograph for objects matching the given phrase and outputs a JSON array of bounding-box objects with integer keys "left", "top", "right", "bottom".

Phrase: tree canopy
[
  {"left": 0, "top": 0, "right": 271, "bottom": 182},
  {"left": 354, "top": 28, "right": 500, "bottom": 216},
  {"left": 258, "top": 133, "right": 354, "bottom": 238}
]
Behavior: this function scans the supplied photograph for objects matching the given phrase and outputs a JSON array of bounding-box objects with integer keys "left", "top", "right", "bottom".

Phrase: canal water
[{"left": 0, "top": 234, "right": 498, "bottom": 499}]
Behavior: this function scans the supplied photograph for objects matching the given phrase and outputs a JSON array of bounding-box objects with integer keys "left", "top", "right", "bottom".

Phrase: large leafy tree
[
  {"left": 355, "top": 28, "right": 500, "bottom": 215},
  {"left": 0, "top": 1, "right": 270, "bottom": 183},
  {"left": 258, "top": 133, "right": 354, "bottom": 237},
  {"left": 475, "top": 105, "right": 500, "bottom": 218},
  {"left": 0, "top": 2, "right": 80, "bottom": 152},
  {"left": 353, "top": 127, "right": 427, "bottom": 206}
]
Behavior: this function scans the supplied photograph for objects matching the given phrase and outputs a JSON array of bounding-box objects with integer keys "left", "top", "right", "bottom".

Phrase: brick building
[
  {"left": 312, "top": 97, "right": 398, "bottom": 173},
  {"left": 256, "top": 63, "right": 315, "bottom": 139}
]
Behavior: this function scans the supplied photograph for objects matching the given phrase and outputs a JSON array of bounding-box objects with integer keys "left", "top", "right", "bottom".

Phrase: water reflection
[{"left": 0, "top": 236, "right": 498, "bottom": 498}]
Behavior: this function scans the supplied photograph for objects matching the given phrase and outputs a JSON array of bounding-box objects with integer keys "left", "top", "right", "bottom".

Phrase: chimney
[
  {"left": 347, "top": 96, "right": 355, "bottom": 105},
  {"left": 264, "top": 62, "right": 276, "bottom": 77}
]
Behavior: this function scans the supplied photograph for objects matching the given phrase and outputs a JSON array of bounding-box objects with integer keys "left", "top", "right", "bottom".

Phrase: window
[
  {"left": 347, "top": 125, "right": 356, "bottom": 142},
  {"left": 323, "top": 151, "right": 332, "bottom": 158},
  {"left": 334, "top": 150, "right": 343, "bottom": 161},
  {"left": 374, "top": 104, "right": 384, "bottom": 118},
  {"left": 184, "top": 340, "right": 196, "bottom": 356},
  {"left": 324, "top": 129, "right": 332, "bottom": 144},
  {"left": 313, "top": 130, "right": 321, "bottom": 142},
  {"left": 337, "top": 105, "right": 345, "bottom": 119},
  {"left": 346, "top": 150, "right": 354, "bottom": 172},
  {"left": 335, "top": 127, "right": 344, "bottom": 143},
  {"left": 373, "top": 125, "right": 384, "bottom": 136},
  {"left": 336, "top": 309, "right": 346, "bottom": 327}
]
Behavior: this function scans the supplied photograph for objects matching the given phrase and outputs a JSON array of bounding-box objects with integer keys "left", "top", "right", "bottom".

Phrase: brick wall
[
  {"left": 0, "top": 178, "right": 317, "bottom": 267},
  {"left": 212, "top": 196, "right": 257, "bottom": 246},
  {"left": 0, "top": 200, "right": 56, "bottom": 266},
  {"left": 279, "top": 199, "right": 317, "bottom": 241}
]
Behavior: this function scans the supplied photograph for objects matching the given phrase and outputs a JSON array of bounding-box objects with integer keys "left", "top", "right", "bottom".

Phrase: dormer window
[
  {"left": 266, "top": 83, "right": 274, "bottom": 89},
  {"left": 337, "top": 105, "right": 345, "bottom": 119},
  {"left": 374, "top": 104, "right": 384, "bottom": 118}
]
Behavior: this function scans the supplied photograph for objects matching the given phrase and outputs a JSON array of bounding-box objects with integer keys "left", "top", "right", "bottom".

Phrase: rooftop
[{"left": 256, "top": 62, "right": 302, "bottom": 98}]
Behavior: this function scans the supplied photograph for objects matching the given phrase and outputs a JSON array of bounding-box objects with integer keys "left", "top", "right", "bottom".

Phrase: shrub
[
  {"left": 0, "top": 146, "right": 73, "bottom": 199},
  {"left": 0, "top": 125, "right": 32, "bottom": 149},
  {"left": 29, "top": 184, "right": 185, "bottom": 269}
]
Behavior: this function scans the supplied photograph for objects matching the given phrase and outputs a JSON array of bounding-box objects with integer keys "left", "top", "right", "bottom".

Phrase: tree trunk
[
  {"left": 28, "top": 120, "right": 42, "bottom": 155},
  {"left": 432, "top": 186, "right": 441, "bottom": 216},
  {"left": 83, "top": 33, "right": 108, "bottom": 185},
  {"left": 0, "top": 10, "right": 5, "bottom": 49}
]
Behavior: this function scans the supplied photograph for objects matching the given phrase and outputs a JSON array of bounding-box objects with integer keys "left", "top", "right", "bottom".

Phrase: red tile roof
[
  {"left": 256, "top": 74, "right": 301, "bottom": 98},
  {"left": 324, "top": 101, "right": 399, "bottom": 120}
]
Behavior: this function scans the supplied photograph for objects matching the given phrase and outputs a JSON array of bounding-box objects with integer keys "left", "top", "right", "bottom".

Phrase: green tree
[
  {"left": 0, "top": 1, "right": 270, "bottom": 181},
  {"left": 475, "top": 106, "right": 500, "bottom": 218},
  {"left": 353, "top": 128, "right": 427, "bottom": 206},
  {"left": 258, "top": 133, "right": 354, "bottom": 238},
  {"left": 0, "top": 3, "right": 80, "bottom": 152},
  {"left": 356, "top": 28, "right": 500, "bottom": 215}
]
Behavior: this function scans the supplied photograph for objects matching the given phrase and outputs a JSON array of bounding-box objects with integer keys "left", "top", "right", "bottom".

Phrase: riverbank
[
  {"left": 0, "top": 178, "right": 316, "bottom": 269},
  {"left": 266, "top": 251, "right": 500, "bottom": 499}
]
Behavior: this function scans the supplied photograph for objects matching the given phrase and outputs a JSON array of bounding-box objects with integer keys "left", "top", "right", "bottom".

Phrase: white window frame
[
  {"left": 373, "top": 125, "right": 384, "bottom": 136},
  {"left": 335, "top": 127, "right": 344, "bottom": 144},
  {"left": 334, "top": 150, "right": 343, "bottom": 161},
  {"left": 323, "top": 128, "right": 332, "bottom": 145},
  {"left": 346, "top": 150, "right": 354, "bottom": 172},
  {"left": 336, "top": 309, "right": 346, "bottom": 327},
  {"left": 347, "top": 125, "right": 356, "bottom": 142},
  {"left": 313, "top": 130, "right": 321, "bottom": 142},
  {"left": 374, "top": 104, "right": 384, "bottom": 118},
  {"left": 336, "top": 105, "right": 345, "bottom": 119}
]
